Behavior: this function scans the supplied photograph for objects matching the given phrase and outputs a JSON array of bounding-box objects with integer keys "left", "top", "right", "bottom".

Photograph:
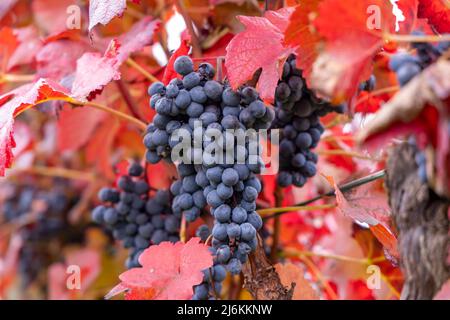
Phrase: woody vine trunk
[{"left": 386, "top": 143, "right": 450, "bottom": 300}]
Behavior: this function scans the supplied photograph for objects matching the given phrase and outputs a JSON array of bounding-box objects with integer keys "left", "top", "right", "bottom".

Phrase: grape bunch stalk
[
  {"left": 271, "top": 54, "right": 344, "bottom": 188},
  {"left": 145, "top": 55, "right": 272, "bottom": 298},
  {"left": 92, "top": 162, "right": 180, "bottom": 268}
]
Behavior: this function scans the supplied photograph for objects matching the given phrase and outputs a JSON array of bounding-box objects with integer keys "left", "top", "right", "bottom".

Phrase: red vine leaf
[
  {"left": 7, "top": 26, "right": 42, "bottom": 70},
  {"left": 117, "top": 16, "right": 160, "bottom": 62},
  {"left": 0, "top": 79, "right": 69, "bottom": 176},
  {"left": 284, "top": 1, "right": 322, "bottom": 85},
  {"left": 70, "top": 40, "right": 121, "bottom": 101},
  {"left": 311, "top": 0, "right": 396, "bottom": 102},
  {"left": 162, "top": 31, "right": 191, "bottom": 85},
  {"left": 225, "top": 8, "right": 295, "bottom": 103},
  {"left": 323, "top": 174, "right": 399, "bottom": 258},
  {"left": 107, "top": 238, "right": 213, "bottom": 300},
  {"left": 86, "top": 115, "right": 120, "bottom": 179},
  {"left": 57, "top": 105, "right": 105, "bottom": 152},
  {"left": 418, "top": 0, "right": 450, "bottom": 33},
  {"left": 36, "top": 40, "right": 92, "bottom": 81}
]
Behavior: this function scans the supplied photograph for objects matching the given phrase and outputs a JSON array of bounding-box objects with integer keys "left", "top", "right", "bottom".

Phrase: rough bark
[
  {"left": 242, "top": 236, "right": 294, "bottom": 300},
  {"left": 385, "top": 143, "right": 450, "bottom": 299}
]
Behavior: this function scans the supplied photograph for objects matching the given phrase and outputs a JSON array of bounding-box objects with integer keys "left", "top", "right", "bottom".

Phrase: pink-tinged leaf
[
  {"left": 0, "top": 111, "right": 15, "bottom": 176},
  {"left": 66, "top": 248, "right": 101, "bottom": 291},
  {"left": 323, "top": 175, "right": 399, "bottom": 258},
  {"left": 36, "top": 40, "right": 92, "bottom": 81},
  {"left": 434, "top": 279, "right": 450, "bottom": 300},
  {"left": 162, "top": 31, "right": 191, "bottom": 85},
  {"left": 225, "top": 10, "right": 295, "bottom": 103},
  {"left": 32, "top": 0, "right": 75, "bottom": 35},
  {"left": 89, "top": 0, "right": 127, "bottom": 31},
  {"left": 0, "top": 0, "right": 18, "bottom": 20},
  {"left": 109, "top": 238, "right": 213, "bottom": 300},
  {"left": 7, "top": 26, "right": 43, "bottom": 70},
  {"left": 12, "top": 122, "right": 32, "bottom": 157},
  {"left": 0, "top": 234, "right": 22, "bottom": 295},
  {"left": 70, "top": 40, "right": 121, "bottom": 101},
  {"left": 57, "top": 105, "right": 105, "bottom": 152},
  {"left": 48, "top": 263, "right": 70, "bottom": 300},
  {"left": 48, "top": 248, "right": 100, "bottom": 300},
  {"left": 263, "top": 7, "right": 294, "bottom": 32},
  {"left": 117, "top": 16, "right": 159, "bottom": 62},
  {"left": 0, "top": 79, "right": 69, "bottom": 176}
]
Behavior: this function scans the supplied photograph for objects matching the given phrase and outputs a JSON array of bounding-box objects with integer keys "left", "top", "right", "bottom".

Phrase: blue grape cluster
[
  {"left": 1, "top": 179, "right": 75, "bottom": 286},
  {"left": 91, "top": 162, "right": 180, "bottom": 268},
  {"left": 271, "top": 54, "right": 344, "bottom": 187},
  {"left": 145, "top": 55, "right": 273, "bottom": 298},
  {"left": 389, "top": 32, "right": 449, "bottom": 86}
]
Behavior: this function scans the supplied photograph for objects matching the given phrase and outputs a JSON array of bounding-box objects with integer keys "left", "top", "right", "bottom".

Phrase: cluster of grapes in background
[
  {"left": 92, "top": 162, "right": 180, "bottom": 268},
  {"left": 0, "top": 179, "right": 78, "bottom": 287},
  {"left": 389, "top": 31, "right": 449, "bottom": 86},
  {"left": 389, "top": 33, "right": 449, "bottom": 183},
  {"left": 271, "top": 54, "right": 344, "bottom": 188},
  {"left": 144, "top": 55, "right": 272, "bottom": 298}
]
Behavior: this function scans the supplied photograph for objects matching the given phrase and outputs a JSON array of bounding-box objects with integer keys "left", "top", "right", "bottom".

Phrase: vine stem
[
  {"left": 70, "top": 99, "right": 147, "bottom": 130},
  {"left": 284, "top": 248, "right": 379, "bottom": 264},
  {"left": 316, "top": 149, "right": 377, "bottom": 161},
  {"left": 175, "top": 0, "right": 202, "bottom": 58},
  {"left": 0, "top": 73, "right": 35, "bottom": 84},
  {"left": 258, "top": 204, "right": 336, "bottom": 216},
  {"left": 126, "top": 58, "right": 160, "bottom": 83},
  {"left": 300, "top": 256, "right": 339, "bottom": 300},
  {"left": 179, "top": 215, "right": 187, "bottom": 243},
  {"left": 116, "top": 79, "right": 146, "bottom": 122},
  {"left": 269, "top": 185, "right": 283, "bottom": 263},
  {"left": 384, "top": 33, "right": 450, "bottom": 43},
  {"left": 20, "top": 166, "right": 96, "bottom": 181},
  {"left": 262, "top": 170, "right": 386, "bottom": 220}
]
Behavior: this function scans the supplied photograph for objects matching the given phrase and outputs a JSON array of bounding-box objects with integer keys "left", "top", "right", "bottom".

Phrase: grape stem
[
  {"left": 0, "top": 73, "right": 35, "bottom": 84},
  {"left": 16, "top": 166, "right": 96, "bottom": 181},
  {"left": 116, "top": 79, "right": 147, "bottom": 122},
  {"left": 70, "top": 99, "right": 147, "bottom": 131},
  {"left": 384, "top": 33, "right": 450, "bottom": 43},
  {"left": 126, "top": 58, "right": 160, "bottom": 83},
  {"left": 269, "top": 185, "right": 284, "bottom": 263},
  {"left": 262, "top": 170, "right": 386, "bottom": 220},
  {"left": 175, "top": 0, "right": 202, "bottom": 58}
]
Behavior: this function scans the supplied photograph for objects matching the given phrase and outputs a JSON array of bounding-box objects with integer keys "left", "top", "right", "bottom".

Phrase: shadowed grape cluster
[
  {"left": 389, "top": 31, "right": 449, "bottom": 87},
  {"left": 1, "top": 180, "right": 76, "bottom": 286},
  {"left": 92, "top": 162, "right": 180, "bottom": 268},
  {"left": 271, "top": 54, "right": 344, "bottom": 187}
]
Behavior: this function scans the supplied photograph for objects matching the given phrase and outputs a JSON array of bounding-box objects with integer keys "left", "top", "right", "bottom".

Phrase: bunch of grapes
[
  {"left": 145, "top": 55, "right": 272, "bottom": 298},
  {"left": 91, "top": 162, "right": 180, "bottom": 268},
  {"left": 0, "top": 179, "right": 76, "bottom": 286},
  {"left": 389, "top": 32, "right": 449, "bottom": 86},
  {"left": 271, "top": 54, "right": 344, "bottom": 188}
]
